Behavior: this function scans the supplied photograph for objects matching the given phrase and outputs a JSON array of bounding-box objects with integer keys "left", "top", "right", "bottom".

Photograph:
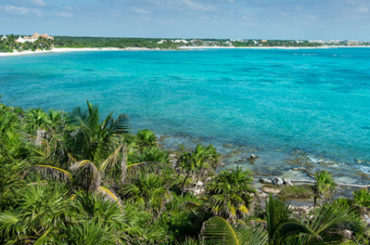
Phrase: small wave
[
  {"left": 358, "top": 165, "right": 370, "bottom": 175},
  {"left": 307, "top": 155, "right": 334, "bottom": 164}
]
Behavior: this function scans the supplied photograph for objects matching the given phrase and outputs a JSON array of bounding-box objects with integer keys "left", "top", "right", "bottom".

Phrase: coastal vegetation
[
  {"left": 0, "top": 101, "right": 369, "bottom": 244},
  {"left": 1, "top": 34, "right": 370, "bottom": 53},
  {"left": 0, "top": 34, "right": 53, "bottom": 53}
]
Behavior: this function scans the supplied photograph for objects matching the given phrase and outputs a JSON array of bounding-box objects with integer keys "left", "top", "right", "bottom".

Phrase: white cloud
[
  {"left": 4, "top": 5, "right": 42, "bottom": 16},
  {"left": 30, "top": 0, "right": 46, "bottom": 7},
  {"left": 355, "top": 6, "right": 368, "bottom": 13},
  {"left": 148, "top": 0, "right": 215, "bottom": 11},
  {"left": 181, "top": 0, "right": 215, "bottom": 11},
  {"left": 57, "top": 11, "right": 73, "bottom": 17},
  {"left": 133, "top": 7, "right": 150, "bottom": 14},
  {"left": 5, "top": 5, "right": 30, "bottom": 15}
]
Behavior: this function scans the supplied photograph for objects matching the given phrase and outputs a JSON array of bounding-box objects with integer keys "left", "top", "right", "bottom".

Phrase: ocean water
[{"left": 0, "top": 48, "right": 369, "bottom": 184}]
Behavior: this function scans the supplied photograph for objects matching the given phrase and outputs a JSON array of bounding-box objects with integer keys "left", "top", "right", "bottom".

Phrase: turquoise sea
[{"left": 0, "top": 48, "right": 369, "bottom": 184}]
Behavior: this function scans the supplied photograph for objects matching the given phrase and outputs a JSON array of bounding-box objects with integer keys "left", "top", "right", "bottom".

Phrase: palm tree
[
  {"left": 0, "top": 184, "right": 165, "bottom": 244},
  {"left": 202, "top": 216, "right": 268, "bottom": 245},
  {"left": 201, "top": 195, "right": 352, "bottom": 245},
  {"left": 205, "top": 167, "right": 254, "bottom": 221},
  {"left": 0, "top": 183, "right": 73, "bottom": 244},
  {"left": 177, "top": 144, "right": 220, "bottom": 195},
  {"left": 135, "top": 129, "right": 157, "bottom": 148},
  {"left": 66, "top": 100, "right": 129, "bottom": 162},
  {"left": 30, "top": 149, "right": 127, "bottom": 206},
  {"left": 123, "top": 173, "right": 171, "bottom": 216},
  {"left": 265, "top": 195, "right": 317, "bottom": 245},
  {"left": 313, "top": 171, "right": 336, "bottom": 207}
]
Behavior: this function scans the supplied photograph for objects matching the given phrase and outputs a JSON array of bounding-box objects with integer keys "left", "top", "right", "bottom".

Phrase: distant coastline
[{"left": 1, "top": 45, "right": 370, "bottom": 57}]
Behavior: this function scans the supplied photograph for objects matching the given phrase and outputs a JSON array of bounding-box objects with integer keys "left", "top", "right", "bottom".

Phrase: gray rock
[
  {"left": 272, "top": 177, "right": 284, "bottom": 186},
  {"left": 249, "top": 154, "right": 258, "bottom": 160},
  {"left": 283, "top": 178, "right": 293, "bottom": 186},
  {"left": 256, "top": 192, "right": 268, "bottom": 199},
  {"left": 262, "top": 186, "right": 281, "bottom": 194},
  {"left": 259, "top": 178, "right": 272, "bottom": 184},
  {"left": 291, "top": 167, "right": 306, "bottom": 171}
]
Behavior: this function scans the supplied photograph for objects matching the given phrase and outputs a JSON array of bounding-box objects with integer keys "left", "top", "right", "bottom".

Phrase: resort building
[
  {"left": 1, "top": 35, "right": 7, "bottom": 40},
  {"left": 347, "top": 40, "right": 359, "bottom": 46},
  {"left": 15, "top": 32, "right": 54, "bottom": 43},
  {"left": 172, "top": 39, "right": 189, "bottom": 44},
  {"left": 157, "top": 40, "right": 167, "bottom": 44}
]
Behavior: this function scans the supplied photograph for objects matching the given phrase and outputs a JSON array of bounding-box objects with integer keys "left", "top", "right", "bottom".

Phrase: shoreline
[
  {"left": 0, "top": 47, "right": 160, "bottom": 57},
  {"left": 158, "top": 133, "right": 369, "bottom": 187},
  {"left": 180, "top": 45, "right": 370, "bottom": 50},
  {"left": 1, "top": 45, "right": 370, "bottom": 57}
]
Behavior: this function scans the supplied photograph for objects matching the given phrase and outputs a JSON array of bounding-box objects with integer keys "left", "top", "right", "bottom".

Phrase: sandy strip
[
  {"left": 1, "top": 46, "right": 370, "bottom": 57},
  {"left": 0, "top": 47, "right": 160, "bottom": 57},
  {"left": 180, "top": 45, "right": 370, "bottom": 50}
]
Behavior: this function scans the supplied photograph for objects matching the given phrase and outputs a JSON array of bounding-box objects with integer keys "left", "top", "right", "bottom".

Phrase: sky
[{"left": 1, "top": 0, "right": 370, "bottom": 40}]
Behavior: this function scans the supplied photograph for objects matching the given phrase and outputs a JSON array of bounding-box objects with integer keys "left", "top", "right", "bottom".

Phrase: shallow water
[{"left": 0, "top": 48, "right": 369, "bottom": 184}]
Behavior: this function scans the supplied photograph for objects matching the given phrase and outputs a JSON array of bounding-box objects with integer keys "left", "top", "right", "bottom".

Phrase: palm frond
[
  {"left": 0, "top": 211, "right": 20, "bottom": 236},
  {"left": 126, "top": 161, "right": 164, "bottom": 175},
  {"left": 70, "top": 160, "right": 101, "bottom": 191},
  {"left": 34, "top": 227, "right": 52, "bottom": 245},
  {"left": 99, "top": 144, "right": 123, "bottom": 173},
  {"left": 111, "top": 113, "right": 129, "bottom": 134},
  {"left": 183, "top": 201, "right": 203, "bottom": 208},
  {"left": 239, "top": 225, "right": 268, "bottom": 245},
  {"left": 310, "top": 204, "right": 350, "bottom": 234},
  {"left": 98, "top": 186, "right": 123, "bottom": 207},
  {"left": 32, "top": 164, "right": 72, "bottom": 183},
  {"left": 273, "top": 222, "right": 320, "bottom": 243},
  {"left": 266, "top": 195, "right": 294, "bottom": 242},
  {"left": 202, "top": 216, "right": 240, "bottom": 245}
]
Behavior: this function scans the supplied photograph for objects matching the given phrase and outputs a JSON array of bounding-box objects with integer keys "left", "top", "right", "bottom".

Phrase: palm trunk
[
  {"left": 181, "top": 174, "right": 190, "bottom": 196},
  {"left": 121, "top": 145, "right": 127, "bottom": 185}
]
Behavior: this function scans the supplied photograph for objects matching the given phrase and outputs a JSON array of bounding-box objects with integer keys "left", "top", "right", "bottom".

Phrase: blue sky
[{"left": 1, "top": 0, "right": 370, "bottom": 40}]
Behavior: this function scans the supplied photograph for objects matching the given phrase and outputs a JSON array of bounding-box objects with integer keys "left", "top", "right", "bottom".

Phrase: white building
[
  {"left": 157, "top": 40, "right": 167, "bottom": 44},
  {"left": 15, "top": 32, "right": 54, "bottom": 43},
  {"left": 1, "top": 35, "right": 7, "bottom": 40},
  {"left": 172, "top": 39, "right": 189, "bottom": 44},
  {"left": 16, "top": 36, "right": 37, "bottom": 43}
]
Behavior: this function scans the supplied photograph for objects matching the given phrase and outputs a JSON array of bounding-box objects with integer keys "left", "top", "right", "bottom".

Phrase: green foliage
[
  {"left": 353, "top": 189, "right": 370, "bottom": 207},
  {"left": 202, "top": 216, "right": 268, "bottom": 245},
  {"left": 0, "top": 102, "right": 365, "bottom": 244},
  {"left": 66, "top": 100, "right": 128, "bottom": 161},
  {"left": 160, "top": 194, "right": 209, "bottom": 242},
  {"left": 313, "top": 170, "right": 336, "bottom": 206},
  {"left": 205, "top": 167, "right": 254, "bottom": 220},
  {"left": 53, "top": 36, "right": 181, "bottom": 49},
  {"left": 177, "top": 144, "right": 220, "bottom": 195},
  {"left": 0, "top": 36, "right": 53, "bottom": 52},
  {"left": 123, "top": 173, "right": 171, "bottom": 215},
  {"left": 279, "top": 185, "right": 313, "bottom": 200}
]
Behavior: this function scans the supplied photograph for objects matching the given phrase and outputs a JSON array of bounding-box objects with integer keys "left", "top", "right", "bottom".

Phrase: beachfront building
[
  {"left": 309, "top": 40, "right": 325, "bottom": 44},
  {"left": 15, "top": 32, "right": 54, "bottom": 43},
  {"left": 172, "top": 39, "right": 189, "bottom": 44},
  {"left": 347, "top": 40, "right": 360, "bottom": 46},
  {"left": 225, "top": 41, "right": 233, "bottom": 46},
  {"left": 157, "top": 40, "right": 167, "bottom": 44}
]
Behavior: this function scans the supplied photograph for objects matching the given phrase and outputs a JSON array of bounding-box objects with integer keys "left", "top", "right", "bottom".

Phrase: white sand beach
[
  {"left": 179, "top": 45, "right": 370, "bottom": 50},
  {"left": 1, "top": 46, "right": 370, "bottom": 57},
  {"left": 0, "top": 47, "right": 159, "bottom": 57}
]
